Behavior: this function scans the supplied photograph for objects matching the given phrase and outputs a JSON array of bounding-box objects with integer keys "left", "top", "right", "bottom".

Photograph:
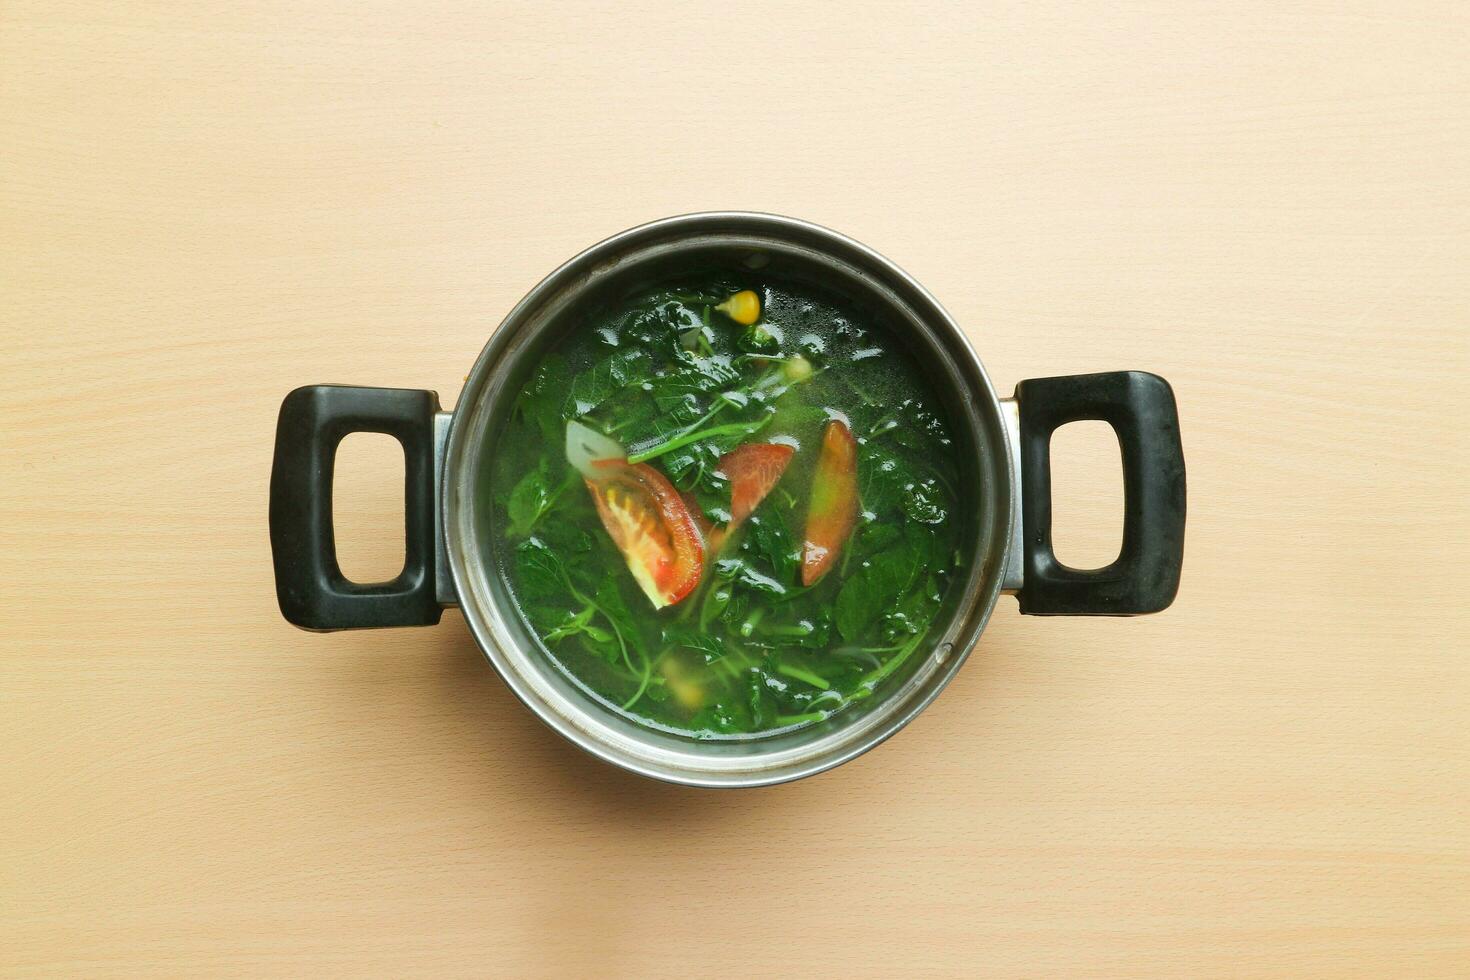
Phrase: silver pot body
[{"left": 270, "top": 212, "right": 1185, "bottom": 788}]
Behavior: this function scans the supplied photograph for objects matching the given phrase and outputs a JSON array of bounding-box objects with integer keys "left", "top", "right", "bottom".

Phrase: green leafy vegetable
[
  {"left": 514, "top": 537, "right": 569, "bottom": 600},
  {"left": 747, "top": 510, "right": 798, "bottom": 584},
  {"left": 858, "top": 446, "right": 904, "bottom": 516},
  {"left": 520, "top": 353, "right": 569, "bottom": 444},
  {"left": 835, "top": 531, "right": 932, "bottom": 642},
  {"left": 902, "top": 476, "right": 948, "bottom": 525},
  {"left": 714, "top": 557, "right": 787, "bottom": 596},
  {"left": 506, "top": 459, "right": 563, "bottom": 537},
  {"left": 662, "top": 624, "right": 726, "bottom": 664},
  {"left": 564, "top": 348, "right": 650, "bottom": 419}
]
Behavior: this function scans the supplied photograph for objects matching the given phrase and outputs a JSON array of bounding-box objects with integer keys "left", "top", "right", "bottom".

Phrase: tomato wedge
[
  {"left": 801, "top": 419, "right": 860, "bottom": 586},
  {"left": 701, "top": 442, "right": 794, "bottom": 554},
  {"left": 717, "top": 442, "right": 795, "bottom": 529},
  {"left": 585, "top": 460, "right": 704, "bottom": 609}
]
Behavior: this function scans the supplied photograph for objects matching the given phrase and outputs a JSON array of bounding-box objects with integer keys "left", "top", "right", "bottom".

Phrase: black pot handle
[
  {"left": 269, "top": 385, "right": 444, "bottom": 631},
  {"left": 1014, "top": 371, "right": 1185, "bottom": 615}
]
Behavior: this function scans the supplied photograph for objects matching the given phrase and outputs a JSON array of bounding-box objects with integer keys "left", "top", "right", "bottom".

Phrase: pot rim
[{"left": 442, "top": 211, "right": 1015, "bottom": 787}]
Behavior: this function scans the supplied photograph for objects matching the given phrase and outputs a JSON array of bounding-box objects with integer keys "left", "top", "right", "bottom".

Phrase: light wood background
[{"left": 3, "top": 2, "right": 1467, "bottom": 976}]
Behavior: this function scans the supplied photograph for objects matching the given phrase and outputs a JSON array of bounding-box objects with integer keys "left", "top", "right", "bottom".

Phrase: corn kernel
[
  {"left": 661, "top": 658, "right": 706, "bottom": 711},
  {"left": 716, "top": 290, "right": 761, "bottom": 326},
  {"left": 783, "top": 354, "right": 813, "bottom": 383}
]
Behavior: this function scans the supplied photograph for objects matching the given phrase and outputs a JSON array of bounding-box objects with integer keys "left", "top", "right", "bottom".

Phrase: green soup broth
[{"left": 490, "top": 273, "right": 963, "bottom": 739}]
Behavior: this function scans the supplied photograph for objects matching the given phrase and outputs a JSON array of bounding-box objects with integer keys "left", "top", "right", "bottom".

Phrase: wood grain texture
[{"left": 2, "top": 1, "right": 1467, "bottom": 976}]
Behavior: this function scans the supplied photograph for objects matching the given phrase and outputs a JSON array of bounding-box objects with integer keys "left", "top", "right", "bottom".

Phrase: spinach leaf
[
  {"left": 519, "top": 353, "right": 568, "bottom": 444},
  {"left": 536, "top": 518, "right": 596, "bottom": 597},
  {"left": 858, "top": 446, "right": 904, "bottom": 515},
  {"left": 859, "top": 442, "right": 949, "bottom": 525},
  {"left": 623, "top": 407, "right": 710, "bottom": 456},
  {"left": 598, "top": 392, "right": 660, "bottom": 439},
  {"left": 882, "top": 575, "right": 942, "bottom": 642},
  {"left": 902, "top": 476, "right": 949, "bottom": 525},
  {"left": 506, "top": 458, "right": 557, "bottom": 537},
  {"left": 661, "top": 624, "right": 726, "bottom": 663},
  {"left": 541, "top": 605, "right": 594, "bottom": 643},
  {"left": 522, "top": 603, "right": 571, "bottom": 634},
  {"left": 690, "top": 475, "right": 732, "bottom": 525},
  {"left": 721, "top": 591, "right": 750, "bottom": 630},
  {"left": 578, "top": 630, "right": 621, "bottom": 665},
  {"left": 563, "top": 348, "right": 650, "bottom": 419},
  {"left": 714, "top": 557, "right": 787, "bottom": 596},
  {"left": 660, "top": 448, "right": 705, "bottom": 491},
  {"left": 746, "top": 670, "right": 773, "bottom": 729},
  {"left": 690, "top": 699, "right": 747, "bottom": 735},
  {"left": 834, "top": 531, "right": 932, "bottom": 642},
  {"left": 651, "top": 389, "right": 704, "bottom": 426},
  {"left": 649, "top": 361, "right": 739, "bottom": 404},
  {"left": 885, "top": 530, "right": 933, "bottom": 596},
  {"left": 514, "top": 537, "right": 568, "bottom": 601},
  {"left": 621, "top": 302, "right": 700, "bottom": 351},
  {"left": 704, "top": 418, "right": 769, "bottom": 455},
  {"left": 747, "top": 510, "right": 797, "bottom": 582},
  {"left": 537, "top": 518, "right": 592, "bottom": 560},
  {"left": 834, "top": 578, "right": 879, "bottom": 644},
  {"left": 854, "top": 522, "right": 901, "bottom": 557}
]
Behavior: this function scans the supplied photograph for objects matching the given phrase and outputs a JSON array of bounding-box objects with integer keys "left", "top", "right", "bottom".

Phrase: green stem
[
  {"left": 838, "top": 520, "right": 863, "bottom": 580},
  {"left": 859, "top": 626, "right": 931, "bottom": 691},
  {"left": 621, "top": 643, "right": 652, "bottom": 710},
  {"left": 682, "top": 577, "right": 713, "bottom": 625},
  {"left": 628, "top": 401, "right": 723, "bottom": 458},
  {"left": 596, "top": 602, "right": 634, "bottom": 677},
  {"left": 683, "top": 519, "right": 747, "bottom": 625},
  {"left": 627, "top": 414, "right": 770, "bottom": 464},
  {"left": 867, "top": 414, "right": 899, "bottom": 439},
  {"left": 738, "top": 608, "right": 765, "bottom": 638},
  {"left": 775, "top": 663, "right": 830, "bottom": 690}
]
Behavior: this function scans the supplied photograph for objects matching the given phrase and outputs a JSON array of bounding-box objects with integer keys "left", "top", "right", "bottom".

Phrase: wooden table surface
[{"left": 3, "top": 2, "right": 1467, "bottom": 976}]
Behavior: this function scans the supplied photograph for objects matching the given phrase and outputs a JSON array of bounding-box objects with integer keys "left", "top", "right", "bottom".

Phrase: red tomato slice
[
  {"left": 585, "top": 460, "right": 705, "bottom": 609},
  {"left": 801, "top": 419, "right": 860, "bottom": 586},
  {"left": 717, "top": 442, "right": 795, "bottom": 529}
]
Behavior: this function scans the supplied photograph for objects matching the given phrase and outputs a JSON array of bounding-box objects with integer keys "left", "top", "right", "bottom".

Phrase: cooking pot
[{"left": 269, "top": 212, "right": 1186, "bottom": 787}]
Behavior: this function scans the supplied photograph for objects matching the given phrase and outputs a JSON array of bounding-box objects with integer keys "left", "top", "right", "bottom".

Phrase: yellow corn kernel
[
  {"left": 660, "top": 658, "right": 706, "bottom": 711},
  {"left": 716, "top": 290, "right": 761, "bottom": 326},
  {"left": 782, "top": 353, "right": 813, "bottom": 383}
]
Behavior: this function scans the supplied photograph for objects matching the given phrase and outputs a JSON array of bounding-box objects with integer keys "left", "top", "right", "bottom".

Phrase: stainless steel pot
[{"left": 269, "top": 212, "right": 1186, "bottom": 787}]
